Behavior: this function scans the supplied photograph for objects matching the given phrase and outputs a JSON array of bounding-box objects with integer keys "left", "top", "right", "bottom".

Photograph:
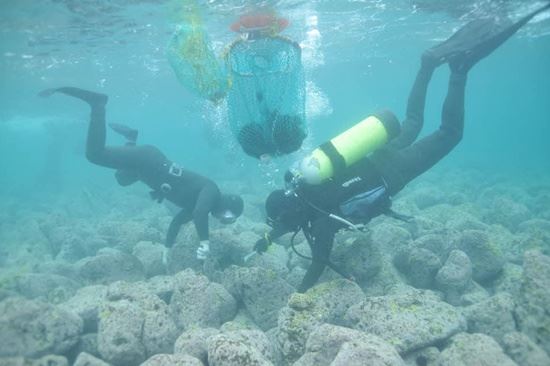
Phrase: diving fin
[
  {"left": 425, "top": 2, "right": 550, "bottom": 71},
  {"left": 109, "top": 122, "right": 138, "bottom": 143}
]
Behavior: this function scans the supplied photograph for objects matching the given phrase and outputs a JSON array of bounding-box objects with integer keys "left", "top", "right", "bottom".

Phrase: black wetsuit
[
  {"left": 270, "top": 63, "right": 466, "bottom": 292},
  {"left": 82, "top": 90, "right": 222, "bottom": 246}
]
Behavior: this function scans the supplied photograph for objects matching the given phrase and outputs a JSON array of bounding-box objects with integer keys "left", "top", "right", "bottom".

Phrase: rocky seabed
[{"left": 1, "top": 170, "right": 550, "bottom": 366}]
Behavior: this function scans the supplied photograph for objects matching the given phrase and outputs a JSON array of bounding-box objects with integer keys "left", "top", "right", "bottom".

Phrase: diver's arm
[
  {"left": 254, "top": 226, "right": 291, "bottom": 254},
  {"left": 192, "top": 183, "right": 221, "bottom": 242},
  {"left": 166, "top": 209, "right": 192, "bottom": 248},
  {"left": 268, "top": 226, "right": 290, "bottom": 241}
]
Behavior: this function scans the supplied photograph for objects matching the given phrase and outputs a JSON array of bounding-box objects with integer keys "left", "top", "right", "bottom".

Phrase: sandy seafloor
[{"left": 1, "top": 165, "right": 550, "bottom": 366}]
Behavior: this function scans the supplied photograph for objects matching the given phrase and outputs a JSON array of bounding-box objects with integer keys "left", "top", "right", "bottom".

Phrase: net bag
[
  {"left": 167, "top": 2, "right": 228, "bottom": 102},
  {"left": 226, "top": 36, "right": 306, "bottom": 157}
]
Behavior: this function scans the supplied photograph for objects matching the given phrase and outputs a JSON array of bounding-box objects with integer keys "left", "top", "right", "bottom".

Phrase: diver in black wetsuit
[
  {"left": 253, "top": 4, "right": 550, "bottom": 293},
  {"left": 39, "top": 87, "right": 243, "bottom": 260}
]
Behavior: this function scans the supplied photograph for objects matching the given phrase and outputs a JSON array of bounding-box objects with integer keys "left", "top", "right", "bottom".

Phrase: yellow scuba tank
[{"left": 295, "top": 110, "right": 400, "bottom": 185}]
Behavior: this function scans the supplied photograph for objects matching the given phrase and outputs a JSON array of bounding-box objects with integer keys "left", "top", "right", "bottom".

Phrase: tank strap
[{"left": 319, "top": 141, "right": 346, "bottom": 177}]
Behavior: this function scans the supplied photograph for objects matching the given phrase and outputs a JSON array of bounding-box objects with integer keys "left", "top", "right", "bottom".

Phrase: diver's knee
[
  {"left": 445, "top": 128, "right": 463, "bottom": 149},
  {"left": 451, "top": 128, "right": 463, "bottom": 145},
  {"left": 85, "top": 150, "right": 96, "bottom": 163},
  {"left": 85, "top": 149, "right": 104, "bottom": 165}
]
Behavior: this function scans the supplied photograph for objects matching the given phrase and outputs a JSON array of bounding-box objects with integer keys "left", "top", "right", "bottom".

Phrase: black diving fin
[{"left": 425, "top": 2, "right": 550, "bottom": 70}]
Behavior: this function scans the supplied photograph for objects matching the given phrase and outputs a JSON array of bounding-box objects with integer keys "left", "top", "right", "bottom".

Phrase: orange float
[{"left": 230, "top": 13, "right": 289, "bottom": 34}]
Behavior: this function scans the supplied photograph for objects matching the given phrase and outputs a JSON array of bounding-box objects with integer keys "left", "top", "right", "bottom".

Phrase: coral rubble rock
[
  {"left": 139, "top": 354, "right": 203, "bottom": 366},
  {"left": 463, "top": 292, "right": 516, "bottom": 342},
  {"left": 97, "top": 281, "right": 178, "bottom": 366},
  {"left": 456, "top": 230, "right": 505, "bottom": 282},
  {"left": 294, "top": 324, "right": 405, "bottom": 366},
  {"left": 174, "top": 327, "right": 220, "bottom": 364},
  {"left": 435, "top": 249, "right": 472, "bottom": 305},
  {"left": 169, "top": 269, "right": 237, "bottom": 330},
  {"left": 276, "top": 280, "right": 364, "bottom": 364},
  {"left": 0, "top": 297, "right": 83, "bottom": 358},
  {"left": 132, "top": 241, "right": 167, "bottom": 278},
  {"left": 516, "top": 250, "right": 550, "bottom": 355},
  {"left": 208, "top": 333, "right": 273, "bottom": 366},
  {"left": 60, "top": 284, "right": 107, "bottom": 332},
  {"left": 436, "top": 333, "right": 517, "bottom": 366},
  {"left": 345, "top": 289, "right": 466, "bottom": 354},
  {"left": 74, "top": 352, "right": 112, "bottom": 366},
  {"left": 222, "top": 265, "right": 294, "bottom": 330},
  {"left": 501, "top": 331, "right": 550, "bottom": 366},
  {"left": 76, "top": 249, "right": 145, "bottom": 285}
]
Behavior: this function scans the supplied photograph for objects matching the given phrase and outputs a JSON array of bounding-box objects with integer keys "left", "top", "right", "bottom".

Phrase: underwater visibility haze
[{"left": 1, "top": 0, "right": 550, "bottom": 365}]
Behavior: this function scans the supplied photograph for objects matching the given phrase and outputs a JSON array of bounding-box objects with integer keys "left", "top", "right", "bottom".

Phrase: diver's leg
[
  {"left": 40, "top": 87, "right": 153, "bottom": 170},
  {"left": 40, "top": 87, "right": 111, "bottom": 165},
  {"left": 371, "top": 71, "right": 467, "bottom": 195},
  {"left": 405, "top": 71, "right": 467, "bottom": 170},
  {"left": 387, "top": 58, "right": 436, "bottom": 149}
]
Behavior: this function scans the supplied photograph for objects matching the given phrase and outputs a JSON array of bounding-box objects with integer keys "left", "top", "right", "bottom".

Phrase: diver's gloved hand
[
  {"left": 254, "top": 233, "right": 272, "bottom": 254},
  {"left": 196, "top": 240, "right": 210, "bottom": 260}
]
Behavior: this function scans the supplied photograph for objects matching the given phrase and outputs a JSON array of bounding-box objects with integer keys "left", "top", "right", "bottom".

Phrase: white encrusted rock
[
  {"left": 169, "top": 269, "right": 237, "bottom": 330},
  {"left": 435, "top": 249, "right": 472, "bottom": 305},
  {"left": 463, "top": 292, "right": 516, "bottom": 342},
  {"left": 0, "top": 297, "right": 83, "bottom": 358},
  {"left": 276, "top": 280, "right": 364, "bottom": 364},
  {"left": 345, "top": 289, "right": 466, "bottom": 354},
  {"left": 501, "top": 331, "right": 550, "bottom": 366},
  {"left": 139, "top": 354, "right": 203, "bottom": 366},
  {"left": 174, "top": 327, "right": 220, "bottom": 364},
  {"left": 294, "top": 324, "right": 405, "bottom": 366},
  {"left": 132, "top": 241, "right": 167, "bottom": 278},
  {"left": 221, "top": 265, "right": 294, "bottom": 330},
  {"left": 516, "top": 250, "right": 550, "bottom": 355},
  {"left": 73, "top": 352, "right": 111, "bottom": 366},
  {"left": 76, "top": 249, "right": 145, "bottom": 285},
  {"left": 207, "top": 333, "right": 273, "bottom": 366},
  {"left": 60, "top": 284, "right": 107, "bottom": 332},
  {"left": 436, "top": 333, "right": 517, "bottom": 366}
]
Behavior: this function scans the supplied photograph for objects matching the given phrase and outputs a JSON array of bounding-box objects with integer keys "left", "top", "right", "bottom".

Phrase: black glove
[{"left": 254, "top": 233, "right": 272, "bottom": 254}]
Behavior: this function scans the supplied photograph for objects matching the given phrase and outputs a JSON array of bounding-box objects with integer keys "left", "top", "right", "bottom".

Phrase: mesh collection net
[
  {"left": 226, "top": 36, "right": 306, "bottom": 157},
  {"left": 167, "top": 18, "right": 228, "bottom": 102},
  {"left": 168, "top": 5, "right": 307, "bottom": 159}
]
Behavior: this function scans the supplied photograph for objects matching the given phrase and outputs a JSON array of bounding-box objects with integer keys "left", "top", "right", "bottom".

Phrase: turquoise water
[
  {"left": 1, "top": 0, "right": 549, "bottom": 201},
  {"left": 1, "top": 1, "right": 550, "bottom": 364}
]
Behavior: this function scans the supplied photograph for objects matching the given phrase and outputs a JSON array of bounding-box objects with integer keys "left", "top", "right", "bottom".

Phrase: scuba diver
[
  {"left": 253, "top": 3, "right": 550, "bottom": 293},
  {"left": 39, "top": 87, "right": 244, "bottom": 260}
]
